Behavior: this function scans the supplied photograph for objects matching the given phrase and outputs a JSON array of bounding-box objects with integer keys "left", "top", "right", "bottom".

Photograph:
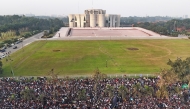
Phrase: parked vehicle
[
  {"left": 7, "top": 44, "right": 12, "bottom": 47},
  {"left": 0, "top": 54, "right": 6, "bottom": 59},
  {"left": 1, "top": 46, "right": 7, "bottom": 50},
  {"left": 11, "top": 43, "right": 14, "bottom": 46},
  {"left": 13, "top": 46, "right": 17, "bottom": 49},
  {"left": 15, "top": 41, "right": 20, "bottom": 44},
  {"left": 0, "top": 49, "right": 5, "bottom": 52}
]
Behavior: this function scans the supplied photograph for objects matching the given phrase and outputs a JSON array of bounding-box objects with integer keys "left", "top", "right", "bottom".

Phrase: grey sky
[{"left": 0, "top": 0, "right": 189, "bottom": 17}]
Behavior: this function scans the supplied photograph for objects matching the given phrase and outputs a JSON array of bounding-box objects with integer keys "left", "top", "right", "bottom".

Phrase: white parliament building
[{"left": 69, "top": 9, "right": 120, "bottom": 27}]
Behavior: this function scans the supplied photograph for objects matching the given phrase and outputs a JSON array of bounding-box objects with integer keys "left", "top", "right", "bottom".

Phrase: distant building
[
  {"left": 25, "top": 14, "right": 35, "bottom": 17},
  {"left": 184, "top": 15, "right": 188, "bottom": 19},
  {"left": 69, "top": 9, "right": 120, "bottom": 27}
]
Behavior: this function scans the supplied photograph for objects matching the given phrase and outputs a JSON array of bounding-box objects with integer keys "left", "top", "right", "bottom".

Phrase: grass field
[{"left": 1, "top": 39, "right": 190, "bottom": 77}]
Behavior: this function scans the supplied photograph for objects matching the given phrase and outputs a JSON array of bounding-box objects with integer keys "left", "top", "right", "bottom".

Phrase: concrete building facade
[{"left": 69, "top": 9, "right": 120, "bottom": 27}]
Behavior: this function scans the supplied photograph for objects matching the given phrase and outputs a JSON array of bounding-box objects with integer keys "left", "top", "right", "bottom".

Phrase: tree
[
  {"left": 16, "top": 30, "right": 20, "bottom": 36},
  {"left": 0, "top": 15, "right": 63, "bottom": 40},
  {"left": 142, "top": 85, "right": 154, "bottom": 97},
  {"left": 78, "top": 89, "right": 86, "bottom": 101},
  {"left": 47, "top": 69, "right": 60, "bottom": 86},
  {"left": 167, "top": 57, "right": 190, "bottom": 81},
  {"left": 156, "top": 69, "right": 179, "bottom": 99},
  {"left": 3, "top": 39, "right": 12, "bottom": 44},
  {"left": 118, "top": 85, "right": 128, "bottom": 101},
  {"left": 20, "top": 88, "right": 36, "bottom": 101},
  {"left": 43, "top": 30, "right": 49, "bottom": 37},
  {"left": 105, "top": 84, "right": 114, "bottom": 98},
  {"left": 132, "top": 83, "right": 142, "bottom": 98},
  {"left": 156, "top": 86, "right": 168, "bottom": 99},
  {"left": 93, "top": 68, "right": 107, "bottom": 82},
  {"left": 92, "top": 68, "right": 107, "bottom": 100},
  {"left": 38, "top": 93, "right": 46, "bottom": 104},
  {"left": 49, "top": 28, "right": 54, "bottom": 34},
  {"left": 48, "top": 68, "right": 58, "bottom": 80}
]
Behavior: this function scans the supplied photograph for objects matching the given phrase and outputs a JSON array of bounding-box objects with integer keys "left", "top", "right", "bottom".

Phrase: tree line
[
  {"left": 155, "top": 57, "right": 190, "bottom": 100},
  {"left": 0, "top": 15, "right": 64, "bottom": 36},
  {"left": 134, "top": 19, "right": 190, "bottom": 36},
  {"left": 0, "top": 15, "right": 65, "bottom": 47},
  {"left": 120, "top": 16, "right": 174, "bottom": 26}
]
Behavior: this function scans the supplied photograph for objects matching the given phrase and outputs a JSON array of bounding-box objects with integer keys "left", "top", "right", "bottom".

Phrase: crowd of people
[{"left": 0, "top": 76, "right": 190, "bottom": 109}]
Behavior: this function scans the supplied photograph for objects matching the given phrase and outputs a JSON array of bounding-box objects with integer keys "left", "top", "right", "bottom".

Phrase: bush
[
  {"left": 47, "top": 35, "right": 53, "bottom": 38},
  {"left": 21, "top": 32, "right": 33, "bottom": 38},
  {"left": 12, "top": 38, "right": 18, "bottom": 42},
  {"left": 3, "top": 39, "right": 13, "bottom": 44},
  {"left": 0, "top": 43, "right": 4, "bottom": 48}
]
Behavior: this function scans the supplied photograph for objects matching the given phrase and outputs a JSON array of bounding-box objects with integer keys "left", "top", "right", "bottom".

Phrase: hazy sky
[{"left": 0, "top": 0, "right": 190, "bottom": 17}]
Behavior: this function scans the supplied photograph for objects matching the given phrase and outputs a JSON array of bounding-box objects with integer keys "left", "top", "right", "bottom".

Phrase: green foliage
[
  {"left": 38, "top": 93, "right": 45, "bottom": 103},
  {"left": 167, "top": 57, "right": 190, "bottom": 81},
  {"left": 0, "top": 31, "right": 16, "bottom": 41},
  {"left": 120, "top": 16, "right": 173, "bottom": 26},
  {"left": 105, "top": 84, "right": 114, "bottom": 97},
  {"left": 20, "top": 88, "right": 36, "bottom": 101},
  {"left": 134, "top": 19, "right": 190, "bottom": 36},
  {"left": 0, "top": 15, "right": 63, "bottom": 33},
  {"left": 78, "top": 89, "right": 86, "bottom": 100},
  {"left": 16, "top": 30, "right": 20, "bottom": 36},
  {"left": 159, "top": 69, "right": 179, "bottom": 86},
  {"left": 0, "top": 15, "right": 64, "bottom": 40},
  {"left": 173, "top": 86, "right": 181, "bottom": 94},
  {"left": 43, "top": 30, "right": 49, "bottom": 36},
  {"left": 1, "top": 37, "right": 20, "bottom": 47},
  {"left": 49, "top": 28, "right": 54, "bottom": 34},
  {"left": 118, "top": 85, "right": 128, "bottom": 100},
  {"left": 0, "top": 43, "right": 4, "bottom": 48},
  {"left": 93, "top": 68, "right": 107, "bottom": 82},
  {"left": 143, "top": 85, "right": 154, "bottom": 97},
  {"left": 9, "top": 93, "right": 16, "bottom": 100},
  {"left": 21, "top": 32, "right": 32, "bottom": 38},
  {"left": 12, "top": 38, "right": 18, "bottom": 42},
  {"left": 3, "top": 39, "right": 12, "bottom": 44},
  {"left": 132, "top": 83, "right": 142, "bottom": 97},
  {"left": 156, "top": 68, "right": 179, "bottom": 99},
  {"left": 48, "top": 68, "right": 58, "bottom": 80},
  {"left": 42, "top": 29, "right": 55, "bottom": 38},
  {"left": 156, "top": 85, "right": 168, "bottom": 99},
  {"left": 186, "top": 32, "right": 190, "bottom": 35}
]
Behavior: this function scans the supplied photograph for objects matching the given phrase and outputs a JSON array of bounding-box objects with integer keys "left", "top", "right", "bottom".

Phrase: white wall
[
  {"left": 98, "top": 14, "right": 105, "bottom": 27},
  {"left": 90, "top": 14, "right": 96, "bottom": 27},
  {"left": 69, "top": 14, "right": 74, "bottom": 27}
]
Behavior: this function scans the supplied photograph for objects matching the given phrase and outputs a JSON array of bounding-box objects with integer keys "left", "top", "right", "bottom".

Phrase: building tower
[{"left": 69, "top": 9, "right": 120, "bottom": 28}]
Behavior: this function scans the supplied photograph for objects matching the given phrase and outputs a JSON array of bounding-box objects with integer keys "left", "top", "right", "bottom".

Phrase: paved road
[
  {"left": 3, "top": 32, "right": 44, "bottom": 55},
  {"left": 49, "top": 35, "right": 187, "bottom": 40}
]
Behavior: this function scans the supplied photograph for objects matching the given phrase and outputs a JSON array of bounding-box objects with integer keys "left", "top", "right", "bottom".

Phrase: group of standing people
[{"left": 0, "top": 76, "right": 190, "bottom": 109}]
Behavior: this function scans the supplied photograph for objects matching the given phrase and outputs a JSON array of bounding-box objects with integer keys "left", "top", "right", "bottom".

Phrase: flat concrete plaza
[
  {"left": 69, "top": 27, "right": 160, "bottom": 37},
  {"left": 52, "top": 27, "right": 184, "bottom": 40}
]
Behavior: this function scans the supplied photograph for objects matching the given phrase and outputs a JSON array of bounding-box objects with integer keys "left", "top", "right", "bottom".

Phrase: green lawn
[{"left": 1, "top": 39, "right": 190, "bottom": 77}]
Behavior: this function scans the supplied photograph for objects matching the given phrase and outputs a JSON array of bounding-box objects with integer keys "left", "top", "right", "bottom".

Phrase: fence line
[{"left": 0, "top": 74, "right": 158, "bottom": 79}]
